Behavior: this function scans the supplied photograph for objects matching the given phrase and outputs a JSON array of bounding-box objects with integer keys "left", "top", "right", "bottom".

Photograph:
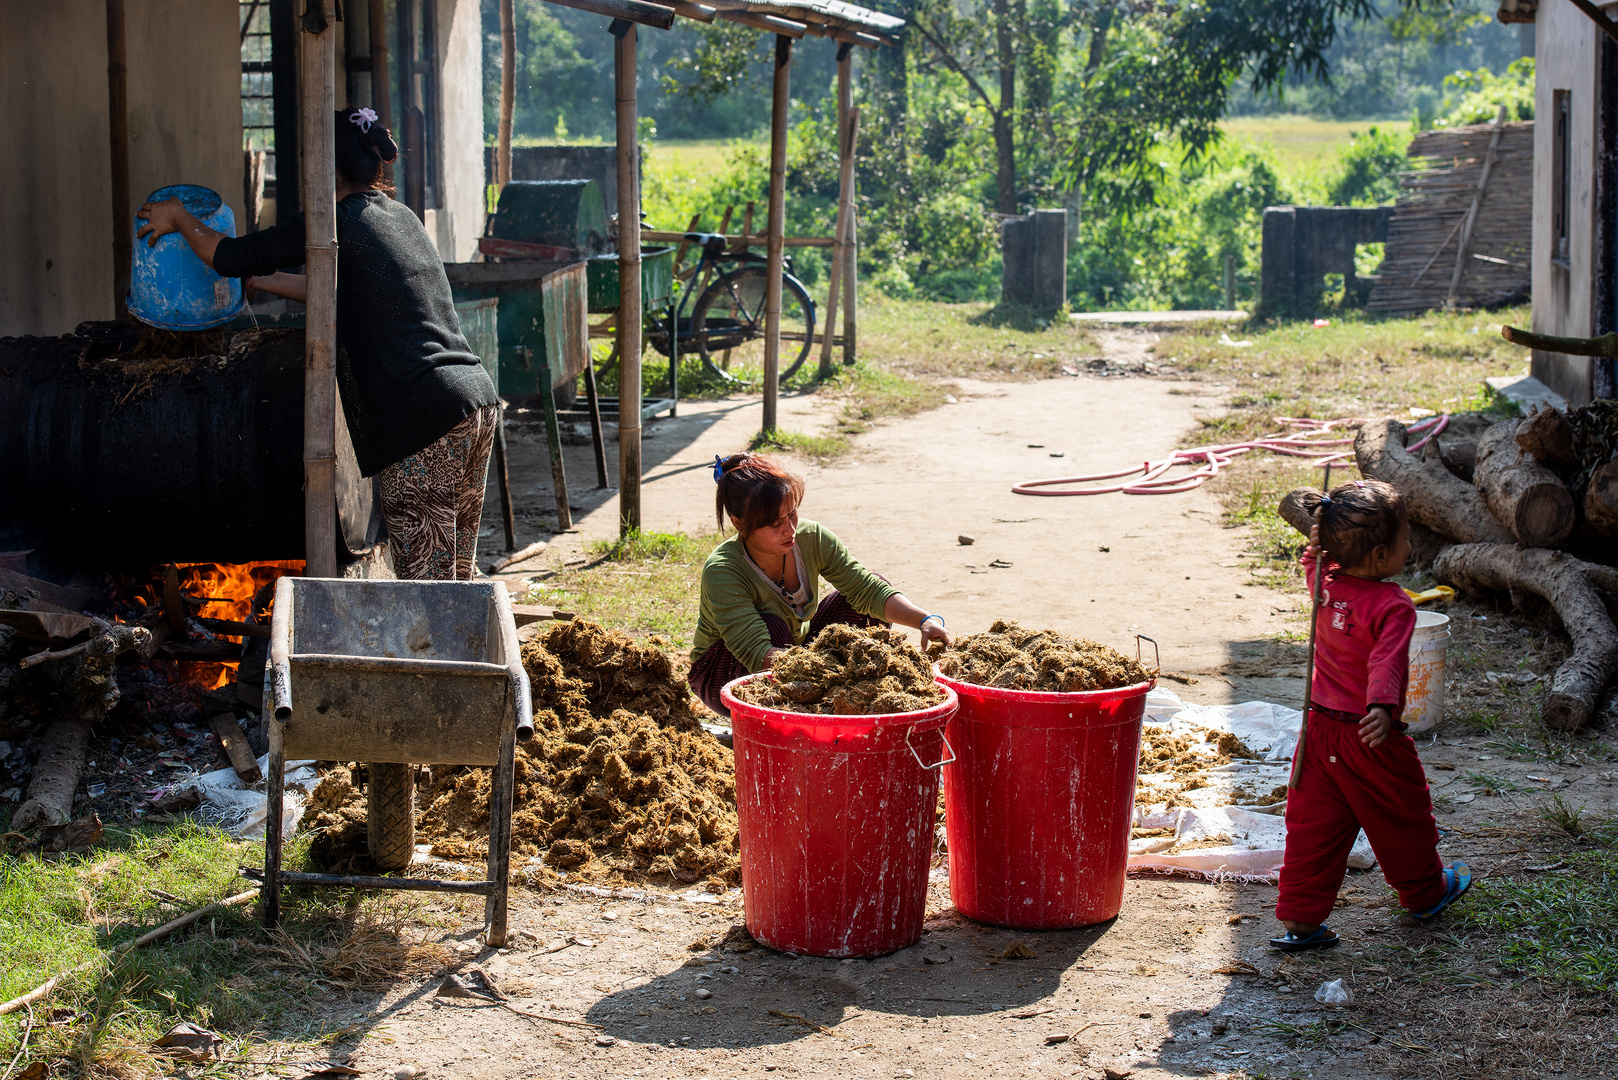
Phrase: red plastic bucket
[
  {"left": 722, "top": 675, "right": 959, "bottom": 958},
  {"left": 937, "top": 672, "right": 1154, "bottom": 929}
]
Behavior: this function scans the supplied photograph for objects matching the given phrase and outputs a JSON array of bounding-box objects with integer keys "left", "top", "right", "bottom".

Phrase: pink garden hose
[{"left": 1012, "top": 414, "right": 1449, "bottom": 496}]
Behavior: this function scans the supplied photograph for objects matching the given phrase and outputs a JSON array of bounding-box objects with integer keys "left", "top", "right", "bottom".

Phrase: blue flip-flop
[
  {"left": 1412, "top": 861, "right": 1473, "bottom": 921},
  {"left": 1268, "top": 924, "right": 1340, "bottom": 951}
]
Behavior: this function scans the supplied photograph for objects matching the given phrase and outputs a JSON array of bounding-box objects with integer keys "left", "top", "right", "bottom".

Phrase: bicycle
[{"left": 646, "top": 232, "right": 818, "bottom": 383}]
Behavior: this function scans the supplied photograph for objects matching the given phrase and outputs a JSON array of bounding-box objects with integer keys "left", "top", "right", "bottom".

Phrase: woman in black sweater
[{"left": 136, "top": 107, "right": 499, "bottom": 581}]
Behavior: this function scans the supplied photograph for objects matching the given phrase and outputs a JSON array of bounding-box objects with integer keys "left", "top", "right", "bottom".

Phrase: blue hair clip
[
  {"left": 712, "top": 454, "right": 726, "bottom": 483},
  {"left": 1319, "top": 493, "right": 1332, "bottom": 504}
]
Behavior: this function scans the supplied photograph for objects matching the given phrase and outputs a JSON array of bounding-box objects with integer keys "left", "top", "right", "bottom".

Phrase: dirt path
[
  {"left": 434, "top": 333, "right": 1606, "bottom": 1080},
  {"left": 491, "top": 335, "right": 1304, "bottom": 705}
]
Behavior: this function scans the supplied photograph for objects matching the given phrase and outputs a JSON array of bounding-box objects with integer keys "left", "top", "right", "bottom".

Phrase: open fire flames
[
  {"left": 174, "top": 561, "right": 302, "bottom": 689},
  {"left": 114, "top": 561, "right": 304, "bottom": 691}
]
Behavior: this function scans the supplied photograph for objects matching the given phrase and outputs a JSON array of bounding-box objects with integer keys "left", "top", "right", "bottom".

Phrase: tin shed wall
[{"left": 0, "top": 0, "right": 246, "bottom": 338}]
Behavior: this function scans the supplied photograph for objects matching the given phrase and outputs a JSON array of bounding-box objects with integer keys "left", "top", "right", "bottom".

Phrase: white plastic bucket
[{"left": 1405, "top": 610, "right": 1451, "bottom": 733}]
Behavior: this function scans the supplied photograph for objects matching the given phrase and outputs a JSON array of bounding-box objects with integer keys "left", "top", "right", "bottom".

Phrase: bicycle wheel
[{"left": 691, "top": 266, "right": 816, "bottom": 381}]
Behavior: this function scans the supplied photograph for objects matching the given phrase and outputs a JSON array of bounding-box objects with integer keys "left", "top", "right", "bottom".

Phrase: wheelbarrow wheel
[{"left": 366, "top": 762, "right": 416, "bottom": 871}]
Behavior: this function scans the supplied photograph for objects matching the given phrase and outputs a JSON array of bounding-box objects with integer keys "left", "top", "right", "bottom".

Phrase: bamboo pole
[
  {"left": 838, "top": 47, "right": 857, "bottom": 365},
  {"left": 106, "top": 0, "right": 130, "bottom": 318},
  {"left": 498, "top": 0, "right": 515, "bottom": 189},
  {"left": 614, "top": 20, "right": 642, "bottom": 537},
  {"left": 1446, "top": 105, "right": 1507, "bottom": 306},
  {"left": 367, "top": 0, "right": 391, "bottom": 130},
  {"left": 819, "top": 102, "right": 860, "bottom": 377},
  {"left": 762, "top": 33, "right": 792, "bottom": 434},
  {"left": 303, "top": 0, "right": 339, "bottom": 578}
]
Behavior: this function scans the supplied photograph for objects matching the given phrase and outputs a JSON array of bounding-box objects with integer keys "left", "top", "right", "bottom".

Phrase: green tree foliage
[
  {"left": 1229, "top": 0, "right": 1524, "bottom": 122},
  {"left": 1325, "top": 126, "right": 1408, "bottom": 205},
  {"left": 1434, "top": 56, "right": 1535, "bottom": 126},
  {"left": 1073, "top": 145, "right": 1292, "bottom": 310}
]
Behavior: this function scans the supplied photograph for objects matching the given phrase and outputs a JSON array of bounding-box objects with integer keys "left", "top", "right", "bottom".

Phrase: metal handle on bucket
[
  {"left": 1136, "top": 634, "right": 1160, "bottom": 675},
  {"left": 905, "top": 725, "right": 956, "bottom": 771}
]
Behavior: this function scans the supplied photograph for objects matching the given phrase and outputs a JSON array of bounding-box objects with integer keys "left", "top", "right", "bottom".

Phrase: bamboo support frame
[
  {"left": 819, "top": 100, "right": 859, "bottom": 377},
  {"left": 303, "top": 0, "right": 338, "bottom": 578},
  {"left": 615, "top": 21, "right": 643, "bottom": 536},
  {"left": 498, "top": 0, "right": 515, "bottom": 188},
  {"left": 762, "top": 33, "right": 792, "bottom": 434},
  {"left": 839, "top": 51, "right": 858, "bottom": 365}
]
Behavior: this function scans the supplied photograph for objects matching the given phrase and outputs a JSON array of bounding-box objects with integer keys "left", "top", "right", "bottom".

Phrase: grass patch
[
  {"left": 521, "top": 529, "right": 715, "bottom": 647},
  {"left": 1463, "top": 850, "right": 1618, "bottom": 996},
  {"left": 752, "top": 429, "right": 850, "bottom": 459},
  {"left": 1, "top": 821, "right": 452, "bottom": 1071},
  {"left": 858, "top": 297, "right": 1095, "bottom": 381},
  {"left": 1161, "top": 305, "right": 1529, "bottom": 441}
]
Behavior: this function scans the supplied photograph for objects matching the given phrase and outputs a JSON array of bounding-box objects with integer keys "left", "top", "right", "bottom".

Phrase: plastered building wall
[
  {"left": 1531, "top": 0, "right": 1600, "bottom": 404},
  {"left": 433, "top": 0, "right": 486, "bottom": 262}
]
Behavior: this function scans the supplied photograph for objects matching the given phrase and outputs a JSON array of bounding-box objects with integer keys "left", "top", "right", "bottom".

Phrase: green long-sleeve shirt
[{"left": 691, "top": 519, "right": 900, "bottom": 673}]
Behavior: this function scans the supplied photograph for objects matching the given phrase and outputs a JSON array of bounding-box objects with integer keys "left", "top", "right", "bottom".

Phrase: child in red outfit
[{"left": 1272, "top": 480, "right": 1471, "bottom": 952}]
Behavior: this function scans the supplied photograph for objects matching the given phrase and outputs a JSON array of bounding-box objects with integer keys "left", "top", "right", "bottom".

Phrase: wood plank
[
  {"left": 0, "top": 570, "right": 92, "bottom": 613},
  {"left": 512, "top": 604, "right": 563, "bottom": 627},
  {"left": 545, "top": 0, "right": 676, "bottom": 27},
  {"left": 209, "top": 714, "right": 264, "bottom": 784}
]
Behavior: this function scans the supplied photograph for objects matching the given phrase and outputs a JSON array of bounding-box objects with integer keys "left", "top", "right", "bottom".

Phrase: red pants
[{"left": 1276, "top": 710, "right": 1447, "bottom": 924}]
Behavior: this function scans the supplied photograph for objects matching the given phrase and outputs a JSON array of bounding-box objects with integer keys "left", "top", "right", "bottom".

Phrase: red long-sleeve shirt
[{"left": 1302, "top": 552, "right": 1417, "bottom": 722}]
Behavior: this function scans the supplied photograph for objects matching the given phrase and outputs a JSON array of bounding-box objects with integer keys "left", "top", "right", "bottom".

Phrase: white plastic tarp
[
  {"left": 1128, "top": 689, "right": 1375, "bottom": 881},
  {"left": 165, "top": 754, "right": 319, "bottom": 840}
]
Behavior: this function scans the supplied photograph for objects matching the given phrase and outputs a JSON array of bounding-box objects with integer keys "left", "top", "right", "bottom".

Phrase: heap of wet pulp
[
  {"left": 409, "top": 618, "right": 740, "bottom": 887},
  {"left": 931, "top": 619, "right": 1151, "bottom": 692},
  {"left": 730, "top": 624, "right": 946, "bottom": 716}
]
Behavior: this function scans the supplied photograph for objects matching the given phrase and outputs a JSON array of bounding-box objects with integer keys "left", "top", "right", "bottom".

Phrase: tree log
[
  {"left": 1433, "top": 544, "right": 1618, "bottom": 730},
  {"left": 1474, "top": 419, "right": 1576, "bottom": 547},
  {"left": 1515, "top": 407, "right": 1578, "bottom": 468},
  {"left": 1278, "top": 488, "right": 1318, "bottom": 537},
  {"left": 1353, "top": 419, "right": 1514, "bottom": 544},
  {"left": 1432, "top": 436, "right": 1478, "bottom": 483},
  {"left": 1585, "top": 461, "right": 1618, "bottom": 535},
  {"left": 12, "top": 718, "right": 91, "bottom": 829}
]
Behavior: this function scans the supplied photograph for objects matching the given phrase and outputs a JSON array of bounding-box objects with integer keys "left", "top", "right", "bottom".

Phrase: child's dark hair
[
  {"left": 334, "top": 106, "right": 398, "bottom": 193},
  {"left": 714, "top": 452, "right": 804, "bottom": 536},
  {"left": 1296, "top": 479, "right": 1407, "bottom": 568}
]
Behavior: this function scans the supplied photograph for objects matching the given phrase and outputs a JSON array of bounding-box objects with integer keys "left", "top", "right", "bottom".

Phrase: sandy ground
[{"left": 381, "top": 331, "right": 1616, "bottom": 1080}]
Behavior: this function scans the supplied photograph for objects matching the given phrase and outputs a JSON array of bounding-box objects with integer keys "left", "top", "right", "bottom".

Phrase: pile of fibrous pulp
[
  {"left": 930, "top": 619, "right": 1151, "bottom": 692},
  {"left": 305, "top": 618, "right": 741, "bottom": 888},
  {"left": 731, "top": 624, "right": 946, "bottom": 715}
]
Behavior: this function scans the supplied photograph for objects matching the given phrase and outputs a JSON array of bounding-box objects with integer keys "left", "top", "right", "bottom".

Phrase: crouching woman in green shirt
[{"left": 687, "top": 452, "right": 952, "bottom": 716}]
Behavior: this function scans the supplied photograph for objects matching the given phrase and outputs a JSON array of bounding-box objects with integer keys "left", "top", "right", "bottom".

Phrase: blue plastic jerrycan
[{"left": 128, "top": 184, "right": 246, "bottom": 330}]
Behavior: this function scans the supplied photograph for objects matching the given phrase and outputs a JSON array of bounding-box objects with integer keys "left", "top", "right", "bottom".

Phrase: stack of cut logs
[{"left": 1282, "top": 402, "right": 1618, "bottom": 731}]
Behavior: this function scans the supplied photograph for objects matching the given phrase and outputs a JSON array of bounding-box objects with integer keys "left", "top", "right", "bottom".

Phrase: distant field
[
  {"left": 652, "top": 120, "right": 1404, "bottom": 179},
  {"left": 650, "top": 139, "right": 755, "bottom": 173},
  {"left": 1220, "top": 114, "right": 1410, "bottom": 173}
]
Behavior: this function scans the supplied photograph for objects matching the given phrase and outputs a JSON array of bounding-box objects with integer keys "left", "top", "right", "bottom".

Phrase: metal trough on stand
[{"left": 258, "top": 577, "right": 533, "bottom": 945}]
